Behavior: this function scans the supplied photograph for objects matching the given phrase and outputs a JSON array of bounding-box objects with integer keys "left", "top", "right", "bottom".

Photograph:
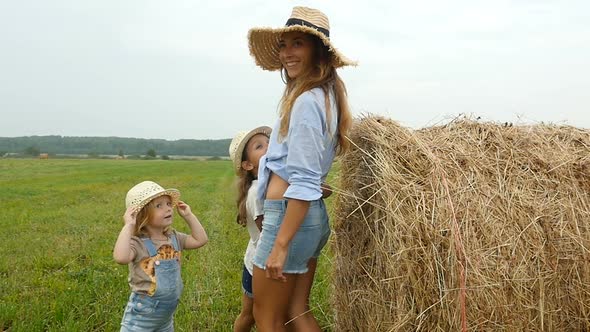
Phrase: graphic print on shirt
[{"left": 139, "top": 244, "right": 182, "bottom": 295}]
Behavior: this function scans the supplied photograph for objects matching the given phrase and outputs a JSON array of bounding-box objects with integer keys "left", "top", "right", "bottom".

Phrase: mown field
[{"left": 0, "top": 159, "right": 334, "bottom": 331}]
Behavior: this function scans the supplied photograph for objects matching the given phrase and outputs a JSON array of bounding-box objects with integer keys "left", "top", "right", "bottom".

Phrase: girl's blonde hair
[
  {"left": 235, "top": 168, "right": 256, "bottom": 226},
  {"left": 133, "top": 197, "right": 172, "bottom": 237},
  {"left": 278, "top": 34, "right": 352, "bottom": 155},
  {"left": 235, "top": 132, "right": 270, "bottom": 226}
]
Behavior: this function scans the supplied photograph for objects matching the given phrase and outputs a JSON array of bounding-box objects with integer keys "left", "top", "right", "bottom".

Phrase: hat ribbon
[{"left": 285, "top": 18, "right": 330, "bottom": 38}]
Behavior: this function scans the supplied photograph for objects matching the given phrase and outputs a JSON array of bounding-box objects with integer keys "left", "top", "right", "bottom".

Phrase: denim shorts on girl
[
  {"left": 242, "top": 265, "right": 253, "bottom": 298},
  {"left": 253, "top": 199, "right": 331, "bottom": 274}
]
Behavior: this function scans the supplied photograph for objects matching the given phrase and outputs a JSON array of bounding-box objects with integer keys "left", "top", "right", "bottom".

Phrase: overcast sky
[{"left": 1, "top": 0, "right": 589, "bottom": 140}]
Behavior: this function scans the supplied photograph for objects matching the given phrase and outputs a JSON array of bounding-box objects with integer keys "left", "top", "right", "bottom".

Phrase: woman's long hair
[{"left": 278, "top": 34, "right": 352, "bottom": 155}]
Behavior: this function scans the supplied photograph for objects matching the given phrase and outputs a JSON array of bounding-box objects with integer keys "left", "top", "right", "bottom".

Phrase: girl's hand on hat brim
[
  {"left": 123, "top": 206, "right": 137, "bottom": 225},
  {"left": 176, "top": 201, "right": 192, "bottom": 218}
]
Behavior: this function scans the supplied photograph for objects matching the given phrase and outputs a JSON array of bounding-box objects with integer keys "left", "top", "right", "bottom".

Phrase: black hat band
[{"left": 285, "top": 18, "right": 330, "bottom": 38}]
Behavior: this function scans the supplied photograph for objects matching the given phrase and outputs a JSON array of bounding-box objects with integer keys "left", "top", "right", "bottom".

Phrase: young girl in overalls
[
  {"left": 229, "top": 126, "right": 272, "bottom": 332},
  {"left": 247, "top": 6, "right": 356, "bottom": 331},
  {"left": 113, "top": 181, "right": 208, "bottom": 331}
]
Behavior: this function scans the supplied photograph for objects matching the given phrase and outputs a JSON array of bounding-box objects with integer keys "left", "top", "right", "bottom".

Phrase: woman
[{"left": 247, "top": 6, "right": 356, "bottom": 331}]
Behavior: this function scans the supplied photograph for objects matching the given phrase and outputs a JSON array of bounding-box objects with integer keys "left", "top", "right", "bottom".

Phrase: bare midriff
[{"left": 265, "top": 172, "right": 289, "bottom": 200}]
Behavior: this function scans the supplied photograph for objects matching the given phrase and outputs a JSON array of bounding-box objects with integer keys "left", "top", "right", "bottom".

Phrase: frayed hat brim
[
  {"left": 248, "top": 26, "right": 357, "bottom": 71},
  {"left": 230, "top": 126, "right": 272, "bottom": 175}
]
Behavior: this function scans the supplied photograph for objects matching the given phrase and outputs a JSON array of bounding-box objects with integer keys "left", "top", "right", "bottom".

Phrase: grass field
[{"left": 0, "top": 159, "right": 334, "bottom": 331}]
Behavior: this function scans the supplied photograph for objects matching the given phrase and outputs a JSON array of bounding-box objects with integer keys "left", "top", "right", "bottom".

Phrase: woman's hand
[
  {"left": 176, "top": 201, "right": 193, "bottom": 218},
  {"left": 321, "top": 182, "right": 333, "bottom": 198},
  {"left": 265, "top": 243, "right": 288, "bottom": 282}
]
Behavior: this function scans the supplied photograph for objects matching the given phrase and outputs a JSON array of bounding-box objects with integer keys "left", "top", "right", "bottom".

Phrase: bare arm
[
  {"left": 113, "top": 206, "right": 137, "bottom": 264},
  {"left": 177, "top": 201, "right": 208, "bottom": 249},
  {"left": 255, "top": 215, "right": 263, "bottom": 232}
]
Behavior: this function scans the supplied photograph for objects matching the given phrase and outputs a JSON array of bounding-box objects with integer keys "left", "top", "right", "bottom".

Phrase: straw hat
[
  {"left": 229, "top": 126, "right": 272, "bottom": 175},
  {"left": 248, "top": 6, "right": 357, "bottom": 71},
  {"left": 125, "top": 181, "right": 180, "bottom": 211}
]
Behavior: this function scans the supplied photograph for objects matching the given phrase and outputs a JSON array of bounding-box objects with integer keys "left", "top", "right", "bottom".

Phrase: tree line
[{"left": 0, "top": 136, "right": 231, "bottom": 157}]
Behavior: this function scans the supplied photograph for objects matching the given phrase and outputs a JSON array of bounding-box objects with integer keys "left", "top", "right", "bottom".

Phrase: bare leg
[
  {"left": 286, "top": 258, "right": 321, "bottom": 332},
  {"left": 253, "top": 266, "right": 297, "bottom": 332},
  {"left": 234, "top": 293, "right": 255, "bottom": 332}
]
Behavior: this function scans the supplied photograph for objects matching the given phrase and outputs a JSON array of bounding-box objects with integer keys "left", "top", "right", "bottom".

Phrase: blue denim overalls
[{"left": 120, "top": 234, "right": 183, "bottom": 332}]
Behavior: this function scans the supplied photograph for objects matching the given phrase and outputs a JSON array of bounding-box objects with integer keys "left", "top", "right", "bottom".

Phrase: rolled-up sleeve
[{"left": 283, "top": 93, "right": 325, "bottom": 201}]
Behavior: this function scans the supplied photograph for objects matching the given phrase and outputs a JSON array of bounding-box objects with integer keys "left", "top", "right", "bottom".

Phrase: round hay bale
[{"left": 333, "top": 115, "right": 590, "bottom": 331}]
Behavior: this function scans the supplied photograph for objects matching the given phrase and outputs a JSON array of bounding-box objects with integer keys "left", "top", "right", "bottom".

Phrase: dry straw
[{"left": 333, "top": 115, "right": 590, "bottom": 331}]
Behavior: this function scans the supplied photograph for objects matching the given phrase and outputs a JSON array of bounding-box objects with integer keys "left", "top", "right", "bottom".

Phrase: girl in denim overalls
[{"left": 113, "top": 181, "right": 208, "bottom": 331}]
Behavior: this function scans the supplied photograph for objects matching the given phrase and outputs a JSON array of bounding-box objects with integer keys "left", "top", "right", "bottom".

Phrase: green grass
[{"left": 0, "top": 159, "right": 334, "bottom": 331}]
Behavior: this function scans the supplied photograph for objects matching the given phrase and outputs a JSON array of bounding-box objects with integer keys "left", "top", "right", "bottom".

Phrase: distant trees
[
  {"left": 146, "top": 149, "right": 157, "bottom": 158},
  {"left": 0, "top": 136, "right": 231, "bottom": 157},
  {"left": 24, "top": 146, "right": 40, "bottom": 156}
]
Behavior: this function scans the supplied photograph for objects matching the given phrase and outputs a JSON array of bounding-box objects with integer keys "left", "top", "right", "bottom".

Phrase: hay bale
[{"left": 333, "top": 115, "right": 590, "bottom": 331}]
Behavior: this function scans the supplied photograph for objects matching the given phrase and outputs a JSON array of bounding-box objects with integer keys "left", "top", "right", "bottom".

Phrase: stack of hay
[{"left": 333, "top": 116, "right": 590, "bottom": 331}]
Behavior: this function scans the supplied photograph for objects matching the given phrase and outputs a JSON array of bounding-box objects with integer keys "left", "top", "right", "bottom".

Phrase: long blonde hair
[
  {"left": 235, "top": 145, "right": 257, "bottom": 227},
  {"left": 278, "top": 34, "right": 352, "bottom": 155},
  {"left": 235, "top": 170, "right": 255, "bottom": 226}
]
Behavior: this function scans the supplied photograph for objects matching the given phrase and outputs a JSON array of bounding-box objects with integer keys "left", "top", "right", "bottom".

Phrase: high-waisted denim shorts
[{"left": 253, "top": 199, "right": 331, "bottom": 274}]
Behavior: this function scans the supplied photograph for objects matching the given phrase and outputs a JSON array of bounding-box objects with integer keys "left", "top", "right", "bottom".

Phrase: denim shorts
[
  {"left": 253, "top": 199, "right": 331, "bottom": 274},
  {"left": 241, "top": 265, "right": 253, "bottom": 298}
]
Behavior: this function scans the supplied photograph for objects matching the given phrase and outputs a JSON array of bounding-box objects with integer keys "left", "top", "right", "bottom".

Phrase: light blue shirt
[{"left": 258, "top": 87, "right": 338, "bottom": 201}]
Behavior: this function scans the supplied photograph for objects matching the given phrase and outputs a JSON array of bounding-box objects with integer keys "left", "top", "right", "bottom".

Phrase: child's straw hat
[
  {"left": 125, "top": 181, "right": 180, "bottom": 211},
  {"left": 229, "top": 126, "right": 272, "bottom": 175},
  {"left": 248, "top": 6, "right": 357, "bottom": 71}
]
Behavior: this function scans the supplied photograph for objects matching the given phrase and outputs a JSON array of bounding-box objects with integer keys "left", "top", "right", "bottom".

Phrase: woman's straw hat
[
  {"left": 229, "top": 126, "right": 272, "bottom": 175},
  {"left": 248, "top": 6, "right": 357, "bottom": 71},
  {"left": 125, "top": 181, "right": 180, "bottom": 211}
]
